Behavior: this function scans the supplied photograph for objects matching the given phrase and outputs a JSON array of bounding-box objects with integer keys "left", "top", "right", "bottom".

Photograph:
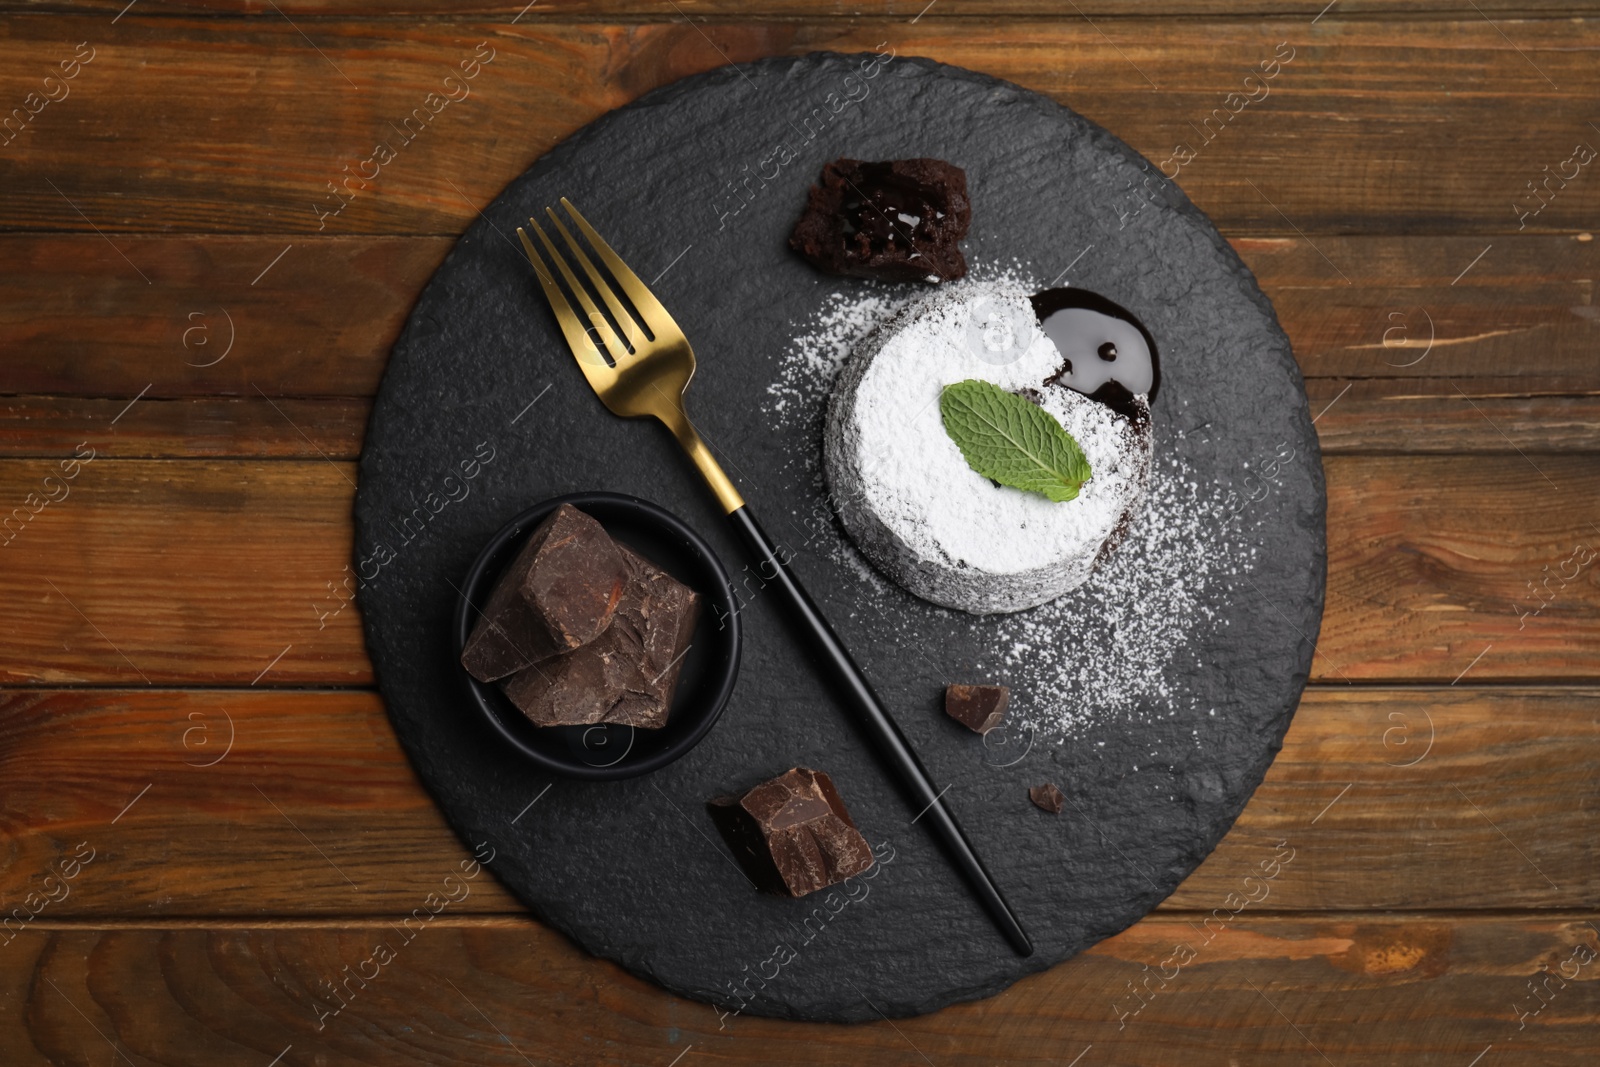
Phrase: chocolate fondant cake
[
  {"left": 789, "top": 158, "right": 971, "bottom": 284},
  {"left": 824, "top": 279, "right": 1157, "bottom": 614}
]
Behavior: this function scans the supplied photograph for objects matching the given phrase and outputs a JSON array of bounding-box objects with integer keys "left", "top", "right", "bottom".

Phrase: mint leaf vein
[{"left": 938, "top": 379, "right": 1092, "bottom": 503}]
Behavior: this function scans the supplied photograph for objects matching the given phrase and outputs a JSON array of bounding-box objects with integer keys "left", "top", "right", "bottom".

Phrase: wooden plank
[
  {"left": 1, "top": 19, "right": 1598, "bottom": 236},
  {"left": 2, "top": 234, "right": 1596, "bottom": 455},
  {"left": 1320, "top": 454, "right": 1600, "bottom": 681},
  {"left": 1, "top": 915, "right": 1596, "bottom": 1065},
  {"left": 0, "top": 688, "right": 520, "bottom": 917},
  {"left": 10, "top": 0, "right": 1600, "bottom": 17},
  {"left": 0, "top": 236, "right": 443, "bottom": 398},
  {"left": 0, "top": 686, "right": 1594, "bottom": 916},
  {"left": 0, "top": 460, "right": 369, "bottom": 686},
  {"left": 1180, "top": 687, "right": 1600, "bottom": 910},
  {"left": 1, "top": 455, "right": 1597, "bottom": 685},
  {"left": 1305, "top": 382, "right": 1600, "bottom": 455},
  {"left": 1233, "top": 235, "right": 1600, "bottom": 385},
  {"left": 0, "top": 395, "right": 370, "bottom": 458}
]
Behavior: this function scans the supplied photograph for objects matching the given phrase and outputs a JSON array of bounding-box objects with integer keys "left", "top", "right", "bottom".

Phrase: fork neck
[{"left": 657, "top": 410, "right": 745, "bottom": 514}]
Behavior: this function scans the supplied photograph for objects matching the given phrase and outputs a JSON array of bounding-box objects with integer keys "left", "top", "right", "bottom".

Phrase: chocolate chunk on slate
[
  {"left": 707, "top": 768, "right": 874, "bottom": 897},
  {"left": 945, "top": 683, "right": 1009, "bottom": 734},
  {"left": 499, "top": 543, "right": 700, "bottom": 729},
  {"left": 1029, "top": 783, "right": 1065, "bottom": 814},
  {"left": 789, "top": 158, "right": 971, "bottom": 284},
  {"left": 461, "top": 504, "right": 628, "bottom": 683}
]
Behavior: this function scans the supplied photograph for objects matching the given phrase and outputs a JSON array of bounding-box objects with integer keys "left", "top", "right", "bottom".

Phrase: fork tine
[
  {"left": 545, "top": 208, "right": 649, "bottom": 353},
  {"left": 526, "top": 214, "right": 631, "bottom": 363},
  {"left": 517, "top": 225, "right": 613, "bottom": 377},
  {"left": 557, "top": 198, "right": 676, "bottom": 331}
]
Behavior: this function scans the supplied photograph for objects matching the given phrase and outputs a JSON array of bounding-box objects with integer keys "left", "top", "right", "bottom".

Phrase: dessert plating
[{"left": 824, "top": 280, "right": 1158, "bottom": 614}]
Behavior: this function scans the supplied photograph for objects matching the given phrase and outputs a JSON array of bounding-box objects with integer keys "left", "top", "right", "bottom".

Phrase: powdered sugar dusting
[
  {"left": 832, "top": 278, "right": 1148, "bottom": 601},
  {"left": 764, "top": 262, "right": 1038, "bottom": 412},
  {"left": 765, "top": 288, "right": 902, "bottom": 420},
  {"left": 989, "top": 445, "right": 1220, "bottom": 734},
  {"left": 762, "top": 263, "right": 1247, "bottom": 741}
]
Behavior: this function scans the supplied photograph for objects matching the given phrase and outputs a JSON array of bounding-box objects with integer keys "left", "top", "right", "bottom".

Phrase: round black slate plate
[{"left": 354, "top": 51, "right": 1325, "bottom": 1024}]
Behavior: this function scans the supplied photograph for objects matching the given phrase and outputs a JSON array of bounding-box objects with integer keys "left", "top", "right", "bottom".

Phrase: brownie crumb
[
  {"left": 789, "top": 157, "right": 971, "bottom": 284},
  {"left": 1029, "top": 783, "right": 1065, "bottom": 814}
]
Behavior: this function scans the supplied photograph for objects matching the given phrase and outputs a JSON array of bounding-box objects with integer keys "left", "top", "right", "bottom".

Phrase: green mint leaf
[{"left": 938, "top": 379, "right": 1092, "bottom": 503}]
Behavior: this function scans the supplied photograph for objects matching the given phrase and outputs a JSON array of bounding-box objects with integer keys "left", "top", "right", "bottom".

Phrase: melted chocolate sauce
[{"left": 1030, "top": 287, "right": 1160, "bottom": 425}]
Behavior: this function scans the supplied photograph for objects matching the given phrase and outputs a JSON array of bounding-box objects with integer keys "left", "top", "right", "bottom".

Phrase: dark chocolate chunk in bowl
[
  {"left": 499, "top": 540, "right": 701, "bottom": 730},
  {"left": 452, "top": 494, "right": 738, "bottom": 779},
  {"left": 354, "top": 51, "right": 1324, "bottom": 1023},
  {"left": 460, "top": 502, "right": 628, "bottom": 682}
]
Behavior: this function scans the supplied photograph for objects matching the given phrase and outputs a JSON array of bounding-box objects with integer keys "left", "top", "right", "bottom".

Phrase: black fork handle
[{"left": 727, "top": 505, "right": 1034, "bottom": 957}]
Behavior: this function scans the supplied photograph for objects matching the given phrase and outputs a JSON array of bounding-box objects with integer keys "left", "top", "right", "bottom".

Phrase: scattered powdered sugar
[
  {"left": 987, "top": 446, "right": 1222, "bottom": 735},
  {"left": 764, "top": 261, "right": 1037, "bottom": 412},
  {"left": 765, "top": 286, "right": 904, "bottom": 419},
  {"left": 762, "top": 263, "right": 1246, "bottom": 741}
]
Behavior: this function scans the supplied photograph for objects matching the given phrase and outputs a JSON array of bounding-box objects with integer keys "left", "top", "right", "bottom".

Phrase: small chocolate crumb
[
  {"left": 1029, "top": 783, "right": 1065, "bottom": 814},
  {"left": 945, "top": 683, "right": 1009, "bottom": 734}
]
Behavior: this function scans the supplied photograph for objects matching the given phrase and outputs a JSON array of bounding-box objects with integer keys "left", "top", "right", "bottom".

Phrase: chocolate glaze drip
[{"left": 1030, "top": 287, "right": 1160, "bottom": 425}]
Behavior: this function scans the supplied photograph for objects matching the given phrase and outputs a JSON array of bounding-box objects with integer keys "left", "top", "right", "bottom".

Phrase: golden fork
[{"left": 517, "top": 198, "right": 1031, "bottom": 956}]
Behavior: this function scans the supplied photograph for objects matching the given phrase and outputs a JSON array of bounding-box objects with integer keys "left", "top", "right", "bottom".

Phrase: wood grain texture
[
  {"left": 11, "top": 0, "right": 1600, "bottom": 16},
  {"left": 1, "top": 915, "right": 1596, "bottom": 1065},
  {"left": 0, "top": 236, "right": 446, "bottom": 399},
  {"left": 0, "top": 460, "right": 367, "bottom": 686},
  {"left": 1, "top": 455, "right": 1595, "bottom": 685},
  {"left": 0, "top": 687, "right": 1594, "bottom": 917},
  {"left": 2, "top": 2, "right": 1597, "bottom": 1057},
  {"left": 1321, "top": 454, "right": 1600, "bottom": 681},
  {"left": 1304, "top": 383, "right": 1600, "bottom": 455},
  {"left": 2, "top": 19, "right": 1598, "bottom": 235},
  {"left": 0, "top": 395, "right": 370, "bottom": 458}
]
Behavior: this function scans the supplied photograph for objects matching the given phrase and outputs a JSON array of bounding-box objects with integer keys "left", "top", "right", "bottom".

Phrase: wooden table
[{"left": 3, "top": 2, "right": 1597, "bottom": 1063}]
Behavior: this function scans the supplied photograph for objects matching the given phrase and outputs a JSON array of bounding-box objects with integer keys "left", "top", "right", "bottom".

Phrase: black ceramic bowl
[{"left": 454, "top": 492, "right": 741, "bottom": 781}]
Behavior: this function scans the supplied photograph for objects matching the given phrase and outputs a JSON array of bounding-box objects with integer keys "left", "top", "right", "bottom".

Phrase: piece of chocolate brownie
[
  {"left": 789, "top": 157, "right": 971, "bottom": 284},
  {"left": 499, "top": 542, "right": 700, "bottom": 729},
  {"left": 460, "top": 504, "right": 628, "bottom": 682},
  {"left": 707, "top": 768, "right": 875, "bottom": 897}
]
